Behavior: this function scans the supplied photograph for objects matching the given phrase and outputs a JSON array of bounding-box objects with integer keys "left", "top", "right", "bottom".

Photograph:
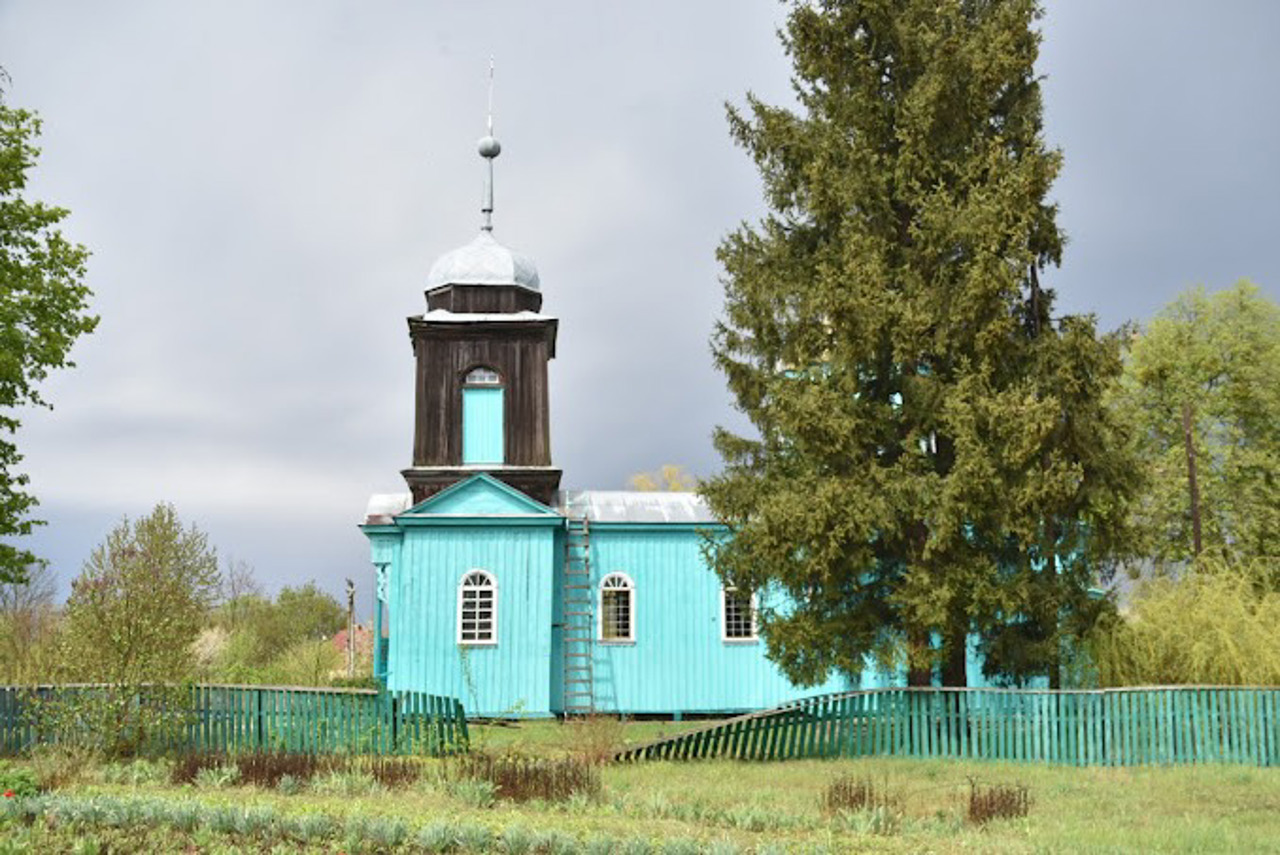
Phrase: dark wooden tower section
[{"left": 403, "top": 283, "right": 560, "bottom": 505}]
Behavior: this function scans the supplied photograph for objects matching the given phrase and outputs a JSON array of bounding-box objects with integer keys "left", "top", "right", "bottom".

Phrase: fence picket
[
  {"left": 0, "top": 683, "right": 465, "bottom": 757},
  {"left": 604, "top": 686, "right": 1280, "bottom": 767}
]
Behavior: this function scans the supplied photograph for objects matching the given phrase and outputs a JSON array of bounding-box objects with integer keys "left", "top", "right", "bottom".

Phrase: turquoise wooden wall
[
  {"left": 365, "top": 476, "right": 562, "bottom": 717},
  {"left": 387, "top": 524, "right": 556, "bottom": 715},
  {"left": 462, "top": 387, "right": 504, "bottom": 464},
  {"left": 572, "top": 525, "right": 854, "bottom": 715}
]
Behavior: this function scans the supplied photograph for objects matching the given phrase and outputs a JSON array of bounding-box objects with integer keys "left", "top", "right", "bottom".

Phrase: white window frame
[
  {"left": 457, "top": 569, "right": 497, "bottom": 645},
  {"left": 721, "top": 586, "right": 759, "bottom": 643},
  {"left": 464, "top": 366, "right": 502, "bottom": 386},
  {"left": 598, "top": 572, "right": 635, "bottom": 643}
]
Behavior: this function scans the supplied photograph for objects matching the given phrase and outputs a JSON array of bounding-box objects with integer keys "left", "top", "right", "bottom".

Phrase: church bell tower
[{"left": 402, "top": 114, "right": 561, "bottom": 505}]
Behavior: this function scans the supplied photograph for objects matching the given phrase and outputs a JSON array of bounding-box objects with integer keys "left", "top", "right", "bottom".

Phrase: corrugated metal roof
[
  {"left": 363, "top": 489, "right": 721, "bottom": 525},
  {"left": 557, "top": 490, "right": 719, "bottom": 524}
]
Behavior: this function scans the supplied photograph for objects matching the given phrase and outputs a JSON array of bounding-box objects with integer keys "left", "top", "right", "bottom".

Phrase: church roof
[
  {"left": 362, "top": 487, "right": 720, "bottom": 525},
  {"left": 558, "top": 491, "right": 719, "bottom": 524},
  {"left": 425, "top": 230, "right": 540, "bottom": 292}
]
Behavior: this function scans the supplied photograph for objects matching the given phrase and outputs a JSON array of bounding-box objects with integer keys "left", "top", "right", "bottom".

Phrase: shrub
[
  {"left": 169, "top": 752, "right": 221, "bottom": 786},
  {"left": 416, "top": 821, "right": 458, "bottom": 852},
  {"left": 823, "top": 775, "right": 886, "bottom": 814},
  {"left": 450, "top": 752, "right": 600, "bottom": 803},
  {"left": 446, "top": 778, "right": 497, "bottom": 809},
  {"left": 288, "top": 812, "right": 334, "bottom": 842},
  {"left": 193, "top": 764, "right": 238, "bottom": 788},
  {"left": 0, "top": 762, "right": 39, "bottom": 798},
  {"left": 311, "top": 769, "right": 379, "bottom": 797},
  {"left": 1089, "top": 560, "right": 1280, "bottom": 686},
  {"left": 703, "top": 840, "right": 741, "bottom": 855},
  {"left": 233, "top": 750, "right": 330, "bottom": 788},
  {"left": 275, "top": 774, "right": 303, "bottom": 796},
  {"left": 561, "top": 714, "right": 627, "bottom": 764},
  {"left": 98, "top": 758, "right": 168, "bottom": 787},
  {"left": 456, "top": 824, "right": 492, "bottom": 852},
  {"left": 968, "top": 780, "right": 1030, "bottom": 824},
  {"left": 364, "top": 756, "right": 423, "bottom": 788},
  {"left": 28, "top": 745, "right": 95, "bottom": 790}
]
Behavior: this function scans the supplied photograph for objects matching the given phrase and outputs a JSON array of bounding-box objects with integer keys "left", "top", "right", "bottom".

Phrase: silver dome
[{"left": 425, "top": 231, "right": 540, "bottom": 292}]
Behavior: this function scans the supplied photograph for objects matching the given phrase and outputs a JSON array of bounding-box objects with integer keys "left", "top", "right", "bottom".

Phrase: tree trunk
[
  {"left": 941, "top": 625, "right": 968, "bottom": 688},
  {"left": 907, "top": 628, "right": 932, "bottom": 687},
  {"left": 1181, "top": 402, "right": 1203, "bottom": 556}
]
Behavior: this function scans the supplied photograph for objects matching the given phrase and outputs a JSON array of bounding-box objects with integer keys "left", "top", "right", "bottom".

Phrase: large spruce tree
[{"left": 702, "top": 0, "right": 1138, "bottom": 687}]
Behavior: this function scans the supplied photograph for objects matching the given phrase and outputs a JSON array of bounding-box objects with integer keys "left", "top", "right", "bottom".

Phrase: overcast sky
[{"left": 1, "top": 1, "right": 1277, "bottom": 612}]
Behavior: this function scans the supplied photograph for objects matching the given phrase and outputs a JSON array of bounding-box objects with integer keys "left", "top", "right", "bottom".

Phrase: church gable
[{"left": 402, "top": 473, "right": 559, "bottom": 518}]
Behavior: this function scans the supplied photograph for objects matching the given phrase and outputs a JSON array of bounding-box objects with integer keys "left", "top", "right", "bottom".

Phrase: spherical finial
[{"left": 478, "top": 135, "right": 501, "bottom": 158}]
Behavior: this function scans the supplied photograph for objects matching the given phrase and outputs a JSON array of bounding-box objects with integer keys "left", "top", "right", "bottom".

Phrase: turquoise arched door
[{"left": 462, "top": 367, "right": 504, "bottom": 464}]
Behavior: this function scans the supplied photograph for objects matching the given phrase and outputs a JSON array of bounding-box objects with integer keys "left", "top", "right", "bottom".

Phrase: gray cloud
[{"left": 1, "top": 1, "right": 1276, "bottom": 612}]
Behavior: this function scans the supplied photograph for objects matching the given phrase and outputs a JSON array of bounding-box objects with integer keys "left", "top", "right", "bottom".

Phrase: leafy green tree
[
  {"left": 268, "top": 581, "right": 345, "bottom": 646},
  {"left": 702, "top": 0, "right": 1137, "bottom": 687},
  {"left": 1088, "top": 558, "right": 1280, "bottom": 686},
  {"left": 1115, "top": 281, "right": 1279, "bottom": 568},
  {"left": 0, "top": 85, "right": 98, "bottom": 584},
  {"left": 207, "top": 581, "right": 344, "bottom": 680},
  {"left": 628, "top": 464, "right": 698, "bottom": 491},
  {"left": 62, "top": 504, "right": 220, "bottom": 684},
  {"left": 0, "top": 561, "right": 60, "bottom": 683}
]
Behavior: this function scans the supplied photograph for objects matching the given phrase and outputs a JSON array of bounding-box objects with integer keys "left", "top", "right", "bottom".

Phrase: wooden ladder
[{"left": 562, "top": 516, "right": 594, "bottom": 716}]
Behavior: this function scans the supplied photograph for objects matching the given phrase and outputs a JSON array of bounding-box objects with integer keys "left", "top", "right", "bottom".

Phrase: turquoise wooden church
[{"left": 361, "top": 129, "right": 899, "bottom": 718}]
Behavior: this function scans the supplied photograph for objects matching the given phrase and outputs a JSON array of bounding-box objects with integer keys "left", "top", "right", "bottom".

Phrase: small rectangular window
[{"left": 723, "top": 588, "right": 757, "bottom": 641}]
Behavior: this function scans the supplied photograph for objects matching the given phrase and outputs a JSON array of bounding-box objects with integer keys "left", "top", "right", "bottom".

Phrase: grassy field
[{"left": 3, "top": 719, "right": 1279, "bottom": 853}]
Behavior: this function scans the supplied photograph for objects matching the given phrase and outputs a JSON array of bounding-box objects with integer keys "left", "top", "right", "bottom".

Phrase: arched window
[
  {"left": 457, "top": 570, "right": 497, "bottom": 644},
  {"left": 462, "top": 366, "right": 504, "bottom": 465},
  {"left": 722, "top": 587, "right": 757, "bottom": 642},
  {"left": 465, "top": 367, "right": 501, "bottom": 385},
  {"left": 599, "top": 573, "right": 634, "bottom": 642}
]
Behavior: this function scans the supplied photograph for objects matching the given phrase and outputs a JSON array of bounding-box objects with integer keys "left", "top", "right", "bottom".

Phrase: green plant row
[{"left": 0, "top": 792, "right": 780, "bottom": 854}]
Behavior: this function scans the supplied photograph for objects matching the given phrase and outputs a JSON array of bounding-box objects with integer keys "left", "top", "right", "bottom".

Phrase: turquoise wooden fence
[
  {"left": 0, "top": 684, "right": 468, "bottom": 757},
  {"left": 616, "top": 687, "right": 1279, "bottom": 766}
]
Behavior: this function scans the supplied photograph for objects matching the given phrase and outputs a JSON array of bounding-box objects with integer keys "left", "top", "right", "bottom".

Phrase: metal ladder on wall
[{"left": 562, "top": 516, "right": 594, "bottom": 716}]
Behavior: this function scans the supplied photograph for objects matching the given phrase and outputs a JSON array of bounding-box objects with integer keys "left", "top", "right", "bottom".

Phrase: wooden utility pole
[
  {"left": 345, "top": 578, "right": 355, "bottom": 678},
  {"left": 1181, "top": 402, "right": 1203, "bottom": 556}
]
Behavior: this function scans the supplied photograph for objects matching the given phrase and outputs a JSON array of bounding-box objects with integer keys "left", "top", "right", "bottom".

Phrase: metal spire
[{"left": 478, "top": 57, "right": 501, "bottom": 233}]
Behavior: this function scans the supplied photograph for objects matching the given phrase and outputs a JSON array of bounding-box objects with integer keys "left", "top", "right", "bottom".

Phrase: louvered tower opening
[{"left": 562, "top": 517, "right": 594, "bottom": 715}]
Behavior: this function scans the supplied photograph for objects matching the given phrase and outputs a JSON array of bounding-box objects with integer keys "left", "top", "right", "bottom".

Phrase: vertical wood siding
[
  {"left": 462, "top": 387, "right": 504, "bottom": 464},
  {"left": 584, "top": 527, "right": 852, "bottom": 715},
  {"left": 389, "top": 525, "right": 556, "bottom": 716}
]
